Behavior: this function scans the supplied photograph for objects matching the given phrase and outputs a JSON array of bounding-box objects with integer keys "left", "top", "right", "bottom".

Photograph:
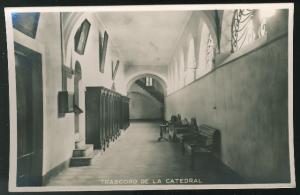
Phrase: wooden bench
[
  {"left": 168, "top": 114, "right": 190, "bottom": 141},
  {"left": 175, "top": 118, "right": 198, "bottom": 143},
  {"left": 182, "top": 124, "right": 220, "bottom": 169}
]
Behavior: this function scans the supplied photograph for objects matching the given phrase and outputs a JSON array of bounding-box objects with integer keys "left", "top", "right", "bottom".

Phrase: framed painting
[
  {"left": 12, "top": 12, "right": 40, "bottom": 38},
  {"left": 74, "top": 19, "right": 91, "bottom": 55},
  {"left": 99, "top": 31, "right": 108, "bottom": 73}
]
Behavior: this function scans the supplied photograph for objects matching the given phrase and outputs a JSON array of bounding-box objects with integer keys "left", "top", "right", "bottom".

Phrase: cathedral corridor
[
  {"left": 5, "top": 5, "right": 293, "bottom": 191},
  {"left": 47, "top": 121, "right": 242, "bottom": 186}
]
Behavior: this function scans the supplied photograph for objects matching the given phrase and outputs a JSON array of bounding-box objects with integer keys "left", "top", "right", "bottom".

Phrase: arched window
[
  {"left": 186, "top": 38, "right": 196, "bottom": 69},
  {"left": 231, "top": 9, "right": 273, "bottom": 52},
  {"left": 171, "top": 63, "right": 176, "bottom": 91},
  {"left": 146, "top": 76, "right": 153, "bottom": 86},
  {"left": 185, "top": 38, "right": 196, "bottom": 85},
  {"left": 171, "top": 64, "right": 176, "bottom": 91},
  {"left": 206, "top": 33, "right": 215, "bottom": 72},
  {"left": 196, "top": 22, "right": 215, "bottom": 79},
  {"left": 179, "top": 50, "right": 185, "bottom": 88},
  {"left": 170, "top": 66, "right": 174, "bottom": 92},
  {"left": 176, "top": 59, "right": 181, "bottom": 89},
  {"left": 231, "top": 9, "right": 255, "bottom": 52},
  {"left": 168, "top": 67, "right": 171, "bottom": 91},
  {"left": 173, "top": 60, "right": 179, "bottom": 90}
]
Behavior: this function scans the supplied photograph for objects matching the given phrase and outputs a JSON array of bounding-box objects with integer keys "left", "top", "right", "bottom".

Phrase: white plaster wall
[
  {"left": 33, "top": 13, "right": 75, "bottom": 175},
  {"left": 166, "top": 36, "right": 290, "bottom": 182},
  {"left": 12, "top": 13, "right": 76, "bottom": 175},
  {"left": 165, "top": 9, "right": 290, "bottom": 182},
  {"left": 128, "top": 83, "right": 163, "bottom": 119},
  {"left": 166, "top": 10, "right": 290, "bottom": 183},
  {"left": 66, "top": 13, "right": 127, "bottom": 145},
  {"left": 12, "top": 12, "right": 128, "bottom": 176}
]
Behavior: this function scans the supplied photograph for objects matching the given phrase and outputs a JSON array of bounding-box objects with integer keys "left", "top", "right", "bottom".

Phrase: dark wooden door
[{"left": 15, "top": 43, "right": 43, "bottom": 186}]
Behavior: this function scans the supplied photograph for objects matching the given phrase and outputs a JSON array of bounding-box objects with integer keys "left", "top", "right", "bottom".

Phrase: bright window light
[
  {"left": 259, "top": 9, "right": 276, "bottom": 20},
  {"left": 146, "top": 77, "right": 153, "bottom": 86}
]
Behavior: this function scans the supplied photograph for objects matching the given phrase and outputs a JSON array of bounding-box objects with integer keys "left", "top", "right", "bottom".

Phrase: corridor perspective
[
  {"left": 47, "top": 122, "right": 242, "bottom": 186},
  {"left": 5, "top": 4, "right": 294, "bottom": 191}
]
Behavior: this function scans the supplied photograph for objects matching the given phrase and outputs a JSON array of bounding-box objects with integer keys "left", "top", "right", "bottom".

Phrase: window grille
[
  {"left": 231, "top": 9, "right": 272, "bottom": 53},
  {"left": 146, "top": 77, "right": 153, "bottom": 86},
  {"left": 231, "top": 9, "right": 256, "bottom": 52},
  {"left": 206, "top": 33, "right": 215, "bottom": 70},
  {"left": 258, "top": 18, "right": 267, "bottom": 38}
]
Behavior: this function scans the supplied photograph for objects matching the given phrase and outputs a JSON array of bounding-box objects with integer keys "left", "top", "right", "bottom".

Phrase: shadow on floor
[{"left": 47, "top": 121, "right": 244, "bottom": 186}]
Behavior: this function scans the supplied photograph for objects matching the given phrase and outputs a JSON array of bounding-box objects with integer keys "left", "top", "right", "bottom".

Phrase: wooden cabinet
[
  {"left": 85, "top": 87, "right": 130, "bottom": 150},
  {"left": 121, "top": 96, "right": 130, "bottom": 129},
  {"left": 85, "top": 87, "right": 102, "bottom": 149}
]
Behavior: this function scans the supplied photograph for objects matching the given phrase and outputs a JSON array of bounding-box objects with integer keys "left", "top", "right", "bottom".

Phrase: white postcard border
[{"left": 5, "top": 3, "right": 295, "bottom": 192}]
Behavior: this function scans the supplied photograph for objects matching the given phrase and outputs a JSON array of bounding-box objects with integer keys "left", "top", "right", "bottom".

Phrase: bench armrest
[
  {"left": 176, "top": 128, "right": 192, "bottom": 134},
  {"left": 181, "top": 133, "right": 199, "bottom": 141},
  {"left": 189, "top": 143, "right": 202, "bottom": 147},
  {"left": 187, "top": 144, "right": 211, "bottom": 153}
]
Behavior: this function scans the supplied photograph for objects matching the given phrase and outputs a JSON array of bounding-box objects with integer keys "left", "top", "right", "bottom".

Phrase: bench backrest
[
  {"left": 182, "top": 118, "right": 189, "bottom": 125},
  {"left": 177, "top": 114, "right": 182, "bottom": 123},
  {"left": 198, "top": 124, "right": 221, "bottom": 156},
  {"left": 170, "top": 114, "right": 187, "bottom": 126},
  {"left": 190, "top": 118, "right": 198, "bottom": 132},
  {"left": 170, "top": 115, "right": 178, "bottom": 123}
]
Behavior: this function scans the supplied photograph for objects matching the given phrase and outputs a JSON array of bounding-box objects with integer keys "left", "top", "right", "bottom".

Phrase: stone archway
[
  {"left": 126, "top": 73, "right": 167, "bottom": 95},
  {"left": 127, "top": 73, "right": 167, "bottom": 120}
]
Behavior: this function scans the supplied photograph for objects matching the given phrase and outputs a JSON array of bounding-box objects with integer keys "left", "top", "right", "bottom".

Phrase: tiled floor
[{"left": 47, "top": 121, "right": 243, "bottom": 186}]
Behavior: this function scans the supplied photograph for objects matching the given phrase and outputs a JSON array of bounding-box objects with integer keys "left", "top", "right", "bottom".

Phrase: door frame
[
  {"left": 7, "top": 28, "right": 46, "bottom": 188},
  {"left": 14, "top": 42, "right": 44, "bottom": 186}
]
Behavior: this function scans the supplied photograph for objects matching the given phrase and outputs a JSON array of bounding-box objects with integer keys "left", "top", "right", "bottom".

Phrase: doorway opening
[
  {"left": 127, "top": 75, "right": 166, "bottom": 121},
  {"left": 15, "top": 42, "right": 43, "bottom": 186}
]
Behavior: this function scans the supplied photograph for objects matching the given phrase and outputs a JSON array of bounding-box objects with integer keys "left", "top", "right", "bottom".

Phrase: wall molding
[{"left": 42, "top": 159, "right": 70, "bottom": 186}]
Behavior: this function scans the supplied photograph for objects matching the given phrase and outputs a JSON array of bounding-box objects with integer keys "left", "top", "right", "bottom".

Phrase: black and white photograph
[{"left": 4, "top": 3, "right": 295, "bottom": 191}]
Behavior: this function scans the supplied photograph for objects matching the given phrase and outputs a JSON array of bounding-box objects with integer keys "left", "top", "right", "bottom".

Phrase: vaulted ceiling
[{"left": 96, "top": 11, "right": 191, "bottom": 66}]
